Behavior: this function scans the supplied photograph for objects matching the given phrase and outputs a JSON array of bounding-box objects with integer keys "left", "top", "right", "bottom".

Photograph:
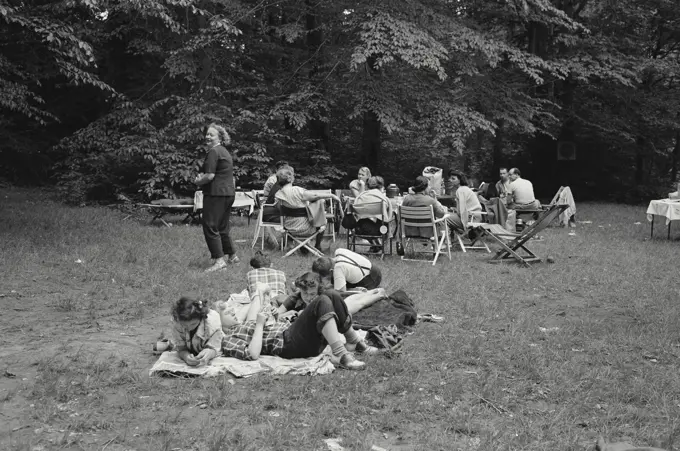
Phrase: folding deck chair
[
  {"left": 251, "top": 195, "right": 283, "bottom": 251},
  {"left": 398, "top": 205, "right": 451, "bottom": 266},
  {"left": 346, "top": 199, "right": 393, "bottom": 259},
  {"left": 471, "top": 204, "right": 568, "bottom": 267},
  {"left": 279, "top": 205, "right": 325, "bottom": 258}
]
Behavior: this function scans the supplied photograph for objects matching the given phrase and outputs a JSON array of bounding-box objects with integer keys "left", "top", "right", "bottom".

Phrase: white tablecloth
[
  {"left": 193, "top": 191, "right": 255, "bottom": 215},
  {"left": 646, "top": 199, "right": 680, "bottom": 225},
  {"left": 233, "top": 191, "right": 255, "bottom": 215}
]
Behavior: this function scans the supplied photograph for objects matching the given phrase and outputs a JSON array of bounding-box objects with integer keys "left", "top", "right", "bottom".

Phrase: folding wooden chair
[
  {"left": 307, "top": 189, "right": 338, "bottom": 242},
  {"left": 398, "top": 205, "right": 451, "bottom": 266},
  {"left": 454, "top": 209, "right": 490, "bottom": 253},
  {"left": 346, "top": 199, "right": 392, "bottom": 259},
  {"left": 279, "top": 205, "right": 324, "bottom": 258},
  {"left": 251, "top": 194, "right": 283, "bottom": 251},
  {"left": 471, "top": 204, "right": 568, "bottom": 267}
]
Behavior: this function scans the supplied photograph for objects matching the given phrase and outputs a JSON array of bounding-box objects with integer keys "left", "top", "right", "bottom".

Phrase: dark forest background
[{"left": 1, "top": 0, "right": 679, "bottom": 204}]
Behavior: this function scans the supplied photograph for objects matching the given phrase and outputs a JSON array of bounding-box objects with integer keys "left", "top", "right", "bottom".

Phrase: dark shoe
[
  {"left": 467, "top": 229, "right": 481, "bottom": 241},
  {"left": 396, "top": 242, "right": 405, "bottom": 256},
  {"left": 354, "top": 340, "right": 380, "bottom": 355}
]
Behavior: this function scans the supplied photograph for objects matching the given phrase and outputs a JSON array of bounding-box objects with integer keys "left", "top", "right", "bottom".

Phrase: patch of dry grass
[{"left": 1, "top": 188, "right": 679, "bottom": 450}]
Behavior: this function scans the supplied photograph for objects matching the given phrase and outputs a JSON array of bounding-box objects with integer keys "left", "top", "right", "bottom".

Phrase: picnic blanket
[{"left": 149, "top": 350, "right": 335, "bottom": 378}]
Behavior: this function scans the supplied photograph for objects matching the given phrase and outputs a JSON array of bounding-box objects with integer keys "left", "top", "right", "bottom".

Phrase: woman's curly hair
[
  {"left": 206, "top": 123, "right": 231, "bottom": 146},
  {"left": 171, "top": 296, "right": 210, "bottom": 322}
]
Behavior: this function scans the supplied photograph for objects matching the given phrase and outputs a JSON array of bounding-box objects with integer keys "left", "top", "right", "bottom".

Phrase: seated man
[
  {"left": 312, "top": 248, "right": 382, "bottom": 292},
  {"left": 507, "top": 167, "right": 540, "bottom": 210},
  {"left": 221, "top": 273, "right": 376, "bottom": 370},
  {"left": 494, "top": 167, "right": 511, "bottom": 205}
]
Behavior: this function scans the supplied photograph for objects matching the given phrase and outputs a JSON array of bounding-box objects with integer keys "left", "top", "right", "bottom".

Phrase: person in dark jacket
[{"left": 195, "top": 123, "right": 239, "bottom": 272}]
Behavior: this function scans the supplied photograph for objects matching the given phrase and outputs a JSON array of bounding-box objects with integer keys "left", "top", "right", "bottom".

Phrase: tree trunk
[
  {"left": 362, "top": 111, "right": 381, "bottom": 172},
  {"left": 492, "top": 120, "right": 505, "bottom": 174},
  {"left": 305, "top": 0, "right": 329, "bottom": 153},
  {"left": 672, "top": 131, "right": 680, "bottom": 184},
  {"left": 196, "top": 14, "right": 212, "bottom": 97},
  {"left": 361, "top": 56, "right": 381, "bottom": 173},
  {"left": 635, "top": 137, "right": 646, "bottom": 184},
  {"left": 526, "top": 20, "right": 552, "bottom": 196}
]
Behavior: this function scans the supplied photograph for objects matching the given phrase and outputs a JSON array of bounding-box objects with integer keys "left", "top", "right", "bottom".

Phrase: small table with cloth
[
  {"left": 646, "top": 199, "right": 680, "bottom": 239},
  {"left": 140, "top": 198, "right": 199, "bottom": 227}
]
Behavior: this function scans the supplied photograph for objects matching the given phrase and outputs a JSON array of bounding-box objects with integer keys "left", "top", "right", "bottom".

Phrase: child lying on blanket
[
  {"left": 171, "top": 297, "right": 224, "bottom": 367},
  {"left": 222, "top": 273, "right": 378, "bottom": 370}
]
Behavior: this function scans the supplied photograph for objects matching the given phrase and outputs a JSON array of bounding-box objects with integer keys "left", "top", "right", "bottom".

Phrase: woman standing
[{"left": 195, "top": 123, "right": 239, "bottom": 272}]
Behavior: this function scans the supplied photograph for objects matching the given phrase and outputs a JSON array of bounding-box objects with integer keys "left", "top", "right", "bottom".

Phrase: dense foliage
[{"left": 1, "top": 0, "right": 679, "bottom": 203}]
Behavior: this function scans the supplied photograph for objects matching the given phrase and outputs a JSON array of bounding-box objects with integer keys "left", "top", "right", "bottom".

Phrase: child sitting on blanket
[
  {"left": 222, "top": 273, "right": 377, "bottom": 370},
  {"left": 171, "top": 297, "right": 224, "bottom": 367},
  {"left": 246, "top": 251, "right": 290, "bottom": 307}
]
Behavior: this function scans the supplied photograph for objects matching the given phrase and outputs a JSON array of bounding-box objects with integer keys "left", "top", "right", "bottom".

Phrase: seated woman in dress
[
  {"left": 221, "top": 272, "right": 376, "bottom": 370},
  {"left": 274, "top": 167, "right": 340, "bottom": 252},
  {"left": 447, "top": 171, "right": 483, "bottom": 234},
  {"left": 353, "top": 176, "right": 394, "bottom": 240},
  {"left": 349, "top": 167, "right": 371, "bottom": 198}
]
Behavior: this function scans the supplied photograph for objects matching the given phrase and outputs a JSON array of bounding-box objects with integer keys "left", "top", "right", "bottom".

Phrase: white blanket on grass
[{"left": 149, "top": 350, "right": 335, "bottom": 378}]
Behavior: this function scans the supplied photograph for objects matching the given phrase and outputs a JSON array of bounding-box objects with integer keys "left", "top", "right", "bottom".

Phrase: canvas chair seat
[
  {"left": 455, "top": 209, "right": 490, "bottom": 253},
  {"left": 279, "top": 205, "right": 324, "bottom": 258}
]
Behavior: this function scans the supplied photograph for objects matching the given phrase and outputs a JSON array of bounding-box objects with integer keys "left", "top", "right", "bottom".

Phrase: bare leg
[
  {"left": 321, "top": 318, "right": 344, "bottom": 345},
  {"left": 343, "top": 288, "right": 386, "bottom": 315},
  {"left": 245, "top": 282, "right": 271, "bottom": 322}
]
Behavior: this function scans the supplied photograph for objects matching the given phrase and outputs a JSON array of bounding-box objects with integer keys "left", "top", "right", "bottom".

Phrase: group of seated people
[
  {"left": 170, "top": 248, "right": 386, "bottom": 371},
  {"left": 345, "top": 166, "right": 542, "bottom": 240},
  {"left": 259, "top": 161, "right": 543, "bottom": 252}
]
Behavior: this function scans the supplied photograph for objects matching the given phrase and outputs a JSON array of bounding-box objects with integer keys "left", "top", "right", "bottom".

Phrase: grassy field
[{"left": 1, "top": 187, "right": 679, "bottom": 451}]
